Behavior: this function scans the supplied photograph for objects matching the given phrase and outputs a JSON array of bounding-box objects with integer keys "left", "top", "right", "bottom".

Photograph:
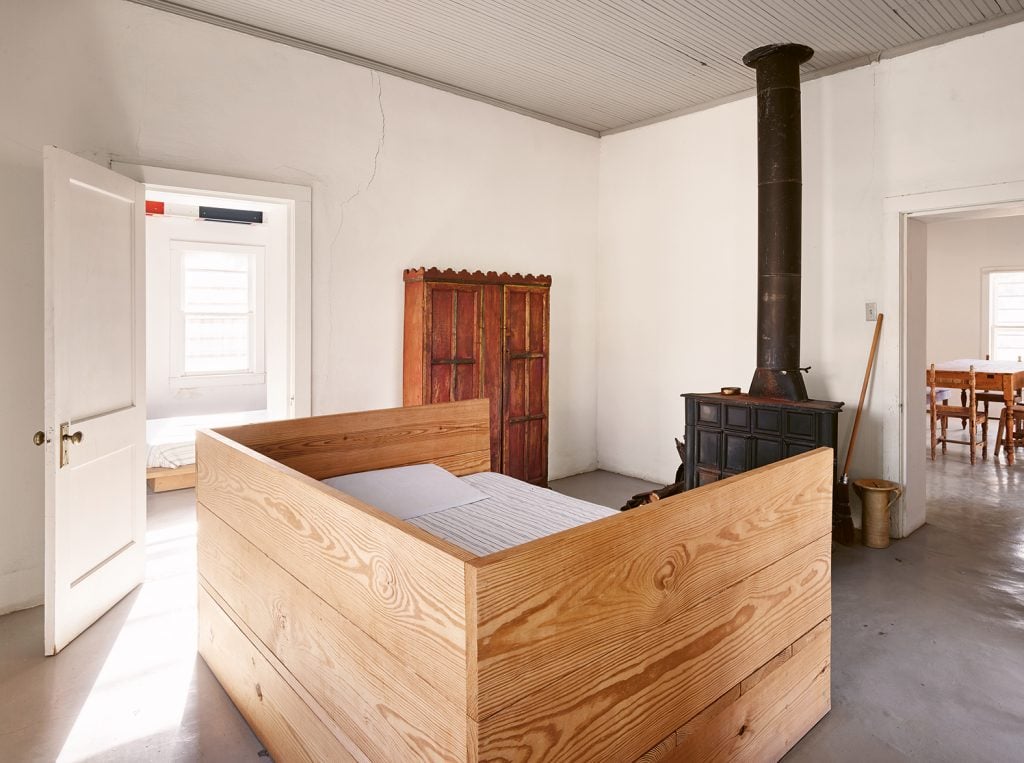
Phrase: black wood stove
[{"left": 682, "top": 43, "right": 844, "bottom": 525}]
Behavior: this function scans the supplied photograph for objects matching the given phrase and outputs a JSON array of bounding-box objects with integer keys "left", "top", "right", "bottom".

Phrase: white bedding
[
  {"left": 412, "top": 472, "right": 617, "bottom": 555},
  {"left": 147, "top": 409, "right": 269, "bottom": 469},
  {"left": 322, "top": 464, "right": 488, "bottom": 520},
  {"left": 323, "top": 468, "right": 617, "bottom": 556}
]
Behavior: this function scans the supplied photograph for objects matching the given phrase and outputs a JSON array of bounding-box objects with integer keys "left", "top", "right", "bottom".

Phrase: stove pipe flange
[{"left": 744, "top": 43, "right": 814, "bottom": 401}]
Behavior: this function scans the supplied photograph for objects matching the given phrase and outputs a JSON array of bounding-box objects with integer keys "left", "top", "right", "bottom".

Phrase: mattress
[
  {"left": 408, "top": 471, "right": 618, "bottom": 556},
  {"left": 147, "top": 409, "right": 269, "bottom": 469}
]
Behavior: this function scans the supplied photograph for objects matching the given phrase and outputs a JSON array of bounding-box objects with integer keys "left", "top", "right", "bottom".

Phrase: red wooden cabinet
[{"left": 403, "top": 268, "right": 550, "bottom": 485}]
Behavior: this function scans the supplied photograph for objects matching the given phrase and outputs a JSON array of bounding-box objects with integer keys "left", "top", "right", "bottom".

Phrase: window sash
[
  {"left": 987, "top": 271, "right": 1024, "bottom": 361},
  {"left": 169, "top": 242, "right": 266, "bottom": 385}
]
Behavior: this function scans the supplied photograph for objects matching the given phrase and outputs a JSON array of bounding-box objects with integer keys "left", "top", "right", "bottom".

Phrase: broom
[{"left": 834, "top": 313, "right": 884, "bottom": 545}]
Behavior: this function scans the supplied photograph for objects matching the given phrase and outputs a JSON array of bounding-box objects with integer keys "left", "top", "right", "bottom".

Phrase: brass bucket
[{"left": 853, "top": 478, "right": 902, "bottom": 549}]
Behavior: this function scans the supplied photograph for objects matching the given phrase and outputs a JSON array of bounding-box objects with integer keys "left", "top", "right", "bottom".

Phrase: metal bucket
[{"left": 853, "top": 478, "right": 902, "bottom": 549}]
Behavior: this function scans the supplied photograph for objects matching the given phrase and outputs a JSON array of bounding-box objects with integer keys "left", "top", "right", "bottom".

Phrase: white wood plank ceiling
[{"left": 133, "top": 0, "right": 1024, "bottom": 135}]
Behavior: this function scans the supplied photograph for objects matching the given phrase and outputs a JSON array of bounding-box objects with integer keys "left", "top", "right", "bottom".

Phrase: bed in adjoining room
[
  {"left": 196, "top": 398, "right": 833, "bottom": 761},
  {"left": 145, "top": 409, "right": 268, "bottom": 492}
]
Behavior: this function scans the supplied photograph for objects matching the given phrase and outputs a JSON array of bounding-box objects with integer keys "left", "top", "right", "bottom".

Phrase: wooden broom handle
[{"left": 843, "top": 313, "right": 884, "bottom": 477}]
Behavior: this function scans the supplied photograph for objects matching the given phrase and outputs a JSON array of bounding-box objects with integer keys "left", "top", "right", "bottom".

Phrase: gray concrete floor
[{"left": 1, "top": 455, "right": 1021, "bottom": 761}]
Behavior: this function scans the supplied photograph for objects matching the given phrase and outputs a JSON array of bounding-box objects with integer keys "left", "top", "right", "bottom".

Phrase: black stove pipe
[{"left": 743, "top": 43, "right": 814, "bottom": 401}]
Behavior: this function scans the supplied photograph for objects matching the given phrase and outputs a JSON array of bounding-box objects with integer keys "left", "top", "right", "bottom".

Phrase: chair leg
[
  {"left": 995, "top": 410, "right": 1006, "bottom": 459},
  {"left": 969, "top": 413, "right": 977, "bottom": 466},
  {"left": 982, "top": 416, "right": 989, "bottom": 459},
  {"left": 941, "top": 416, "right": 948, "bottom": 454},
  {"left": 930, "top": 406, "right": 937, "bottom": 460}
]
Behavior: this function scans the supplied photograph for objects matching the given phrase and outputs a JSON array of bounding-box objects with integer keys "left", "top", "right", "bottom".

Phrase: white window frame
[
  {"left": 169, "top": 240, "right": 267, "bottom": 387},
  {"left": 982, "top": 267, "right": 1024, "bottom": 361}
]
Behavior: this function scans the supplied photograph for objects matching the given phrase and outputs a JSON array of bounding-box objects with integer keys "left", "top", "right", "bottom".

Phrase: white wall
[
  {"left": 926, "top": 215, "right": 1024, "bottom": 364},
  {"left": 597, "top": 20, "right": 1024, "bottom": 514},
  {"left": 0, "top": 0, "right": 599, "bottom": 614}
]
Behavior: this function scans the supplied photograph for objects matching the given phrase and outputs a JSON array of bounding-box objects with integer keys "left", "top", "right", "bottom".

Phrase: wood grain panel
[
  {"left": 470, "top": 448, "right": 833, "bottom": 722},
  {"left": 475, "top": 536, "right": 831, "bottom": 761},
  {"left": 672, "top": 618, "right": 831, "bottom": 761},
  {"left": 213, "top": 399, "right": 490, "bottom": 480},
  {"left": 196, "top": 427, "right": 471, "bottom": 707},
  {"left": 198, "top": 504, "right": 464, "bottom": 761},
  {"left": 198, "top": 586, "right": 361, "bottom": 763}
]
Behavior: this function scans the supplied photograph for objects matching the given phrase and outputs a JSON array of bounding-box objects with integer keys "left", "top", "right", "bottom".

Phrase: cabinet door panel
[
  {"left": 454, "top": 290, "right": 478, "bottom": 359},
  {"left": 503, "top": 285, "right": 549, "bottom": 484},
  {"left": 527, "top": 418, "right": 546, "bottom": 484},
  {"left": 505, "top": 418, "right": 527, "bottom": 481},
  {"left": 454, "top": 363, "right": 480, "bottom": 401},
  {"left": 426, "top": 283, "right": 482, "bottom": 404},
  {"left": 506, "top": 289, "right": 528, "bottom": 354},
  {"left": 482, "top": 284, "right": 503, "bottom": 472},
  {"left": 430, "top": 288, "right": 454, "bottom": 363},
  {"left": 430, "top": 363, "right": 453, "bottom": 402},
  {"left": 528, "top": 357, "right": 545, "bottom": 416},
  {"left": 507, "top": 359, "right": 527, "bottom": 419}
]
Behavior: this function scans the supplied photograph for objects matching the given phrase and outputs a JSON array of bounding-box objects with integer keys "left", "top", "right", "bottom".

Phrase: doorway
[
  {"left": 112, "top": 164, "right": 311, "bottom": 494},
  {"left": 894, "top": 180, "right": 1024, "bottom": 536},
  {"left": 113, "top": 163, "right": 312, "bottom": 422}
]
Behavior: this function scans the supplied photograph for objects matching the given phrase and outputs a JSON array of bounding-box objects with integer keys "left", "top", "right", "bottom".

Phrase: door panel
[
  {"left": 64, "top": 179, "right": 136, "bottom": 419},
  {"left": 426, "top": 283, "right": 483, "bottom": 403},
  {"left": 481, "top": 284, "right": 503, "bottom": 472},
  {"left": 502, "top": 285, "right": 549, "bottom": 484},
  {"left": 44, "top": 146, "right": 146, "bottom": 655}
]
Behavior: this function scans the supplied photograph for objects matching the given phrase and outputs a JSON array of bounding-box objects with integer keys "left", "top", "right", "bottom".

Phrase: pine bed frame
[{"left": 196, "top": 399, "right": 832, "bottom": 762}]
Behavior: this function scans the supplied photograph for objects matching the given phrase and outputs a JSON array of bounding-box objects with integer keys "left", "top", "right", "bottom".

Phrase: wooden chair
[
  {"left": 995, "top": 403, "right": 1024, "bottom": 461},
  {"left": 928, "top": 363, "right": 987, "bottom": 464}
]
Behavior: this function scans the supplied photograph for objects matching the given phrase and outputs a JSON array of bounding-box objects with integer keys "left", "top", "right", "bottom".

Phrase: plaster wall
[
  {"left": 597, "top": 20, "right": 1024, "bottom": 528},
  {"left": 925, "top": 215, "right": 1024, "bottom": 364},
  {"left": 0, "top": 0, "right": 599, "bottom": 613}
]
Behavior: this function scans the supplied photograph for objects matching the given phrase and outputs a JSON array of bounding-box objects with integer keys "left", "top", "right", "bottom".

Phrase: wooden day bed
[
  {"left": 146, "top": 410, "right": 269, "bottom": 492},
  {"left": 196, "top": 399, "right": 833, "bottom": 762}
]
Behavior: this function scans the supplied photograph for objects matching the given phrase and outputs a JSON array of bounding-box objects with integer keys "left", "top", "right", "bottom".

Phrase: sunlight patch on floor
[{"left": 57, "top": 510, "right": 197, "bottom": 762}]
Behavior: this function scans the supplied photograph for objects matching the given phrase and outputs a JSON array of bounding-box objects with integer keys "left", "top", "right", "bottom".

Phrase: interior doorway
[
  {"left": 113, "top": 163, "right": 312, "bottom": 418},
  {"left": 112, "top": 164, "right": 311, "bottom": 492},
  {"left": 895, "top": 182, "right": 1024, "bottom": 537}
]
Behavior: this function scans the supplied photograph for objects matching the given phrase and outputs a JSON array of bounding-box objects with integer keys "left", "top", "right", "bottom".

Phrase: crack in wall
[{"left": 325, "top": 70, "right": 387, "bottom": 395}]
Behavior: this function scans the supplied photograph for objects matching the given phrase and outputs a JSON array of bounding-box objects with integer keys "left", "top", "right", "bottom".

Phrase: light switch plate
[{"left": 865, "top": 302, "right": 878, "bottom": 321}]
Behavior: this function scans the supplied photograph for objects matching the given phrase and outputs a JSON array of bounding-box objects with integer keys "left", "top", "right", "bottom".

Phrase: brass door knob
[
  {"left": 33, "top": 431, "right": 46, "bottom": 446},
  {"left": 63, "top": 431, "right": 84, "bottom": 445}
]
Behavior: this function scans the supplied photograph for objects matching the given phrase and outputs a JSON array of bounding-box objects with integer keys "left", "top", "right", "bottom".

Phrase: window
[
  {"left": 170, "top": 242, "right": 265, "bottom": 386},
  {"left": 987, "top": 270, "right": 1024, "bottom": 362}
]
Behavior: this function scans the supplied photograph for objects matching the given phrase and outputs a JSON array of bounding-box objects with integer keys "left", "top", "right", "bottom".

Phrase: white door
[{"left": 42, "top": 146, "right": 146, "bottom": 655}]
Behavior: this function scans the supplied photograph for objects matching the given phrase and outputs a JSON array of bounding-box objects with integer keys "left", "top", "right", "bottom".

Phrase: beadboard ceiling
[{"left": 132, "top": 0, "right": 1024, "bottom": 135}]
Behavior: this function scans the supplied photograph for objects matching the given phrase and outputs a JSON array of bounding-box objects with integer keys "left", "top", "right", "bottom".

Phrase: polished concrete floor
[{"left": 1, "top": 454, "right": 1021, "bottom": 761}]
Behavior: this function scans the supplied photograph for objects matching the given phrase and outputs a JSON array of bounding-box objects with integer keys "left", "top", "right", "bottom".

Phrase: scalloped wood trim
[{"left": 403, "top": 267, "right": 552, "bottom": 287}]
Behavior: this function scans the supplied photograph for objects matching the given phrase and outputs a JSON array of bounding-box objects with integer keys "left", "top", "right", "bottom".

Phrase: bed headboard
[{"left": 212, "top": 399, "right": 491, "bottom": 480}]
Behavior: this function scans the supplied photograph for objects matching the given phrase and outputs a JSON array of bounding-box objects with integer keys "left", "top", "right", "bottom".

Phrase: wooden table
[{"left": 931, "top": 359, "right": 1024, "bottom": 464}]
